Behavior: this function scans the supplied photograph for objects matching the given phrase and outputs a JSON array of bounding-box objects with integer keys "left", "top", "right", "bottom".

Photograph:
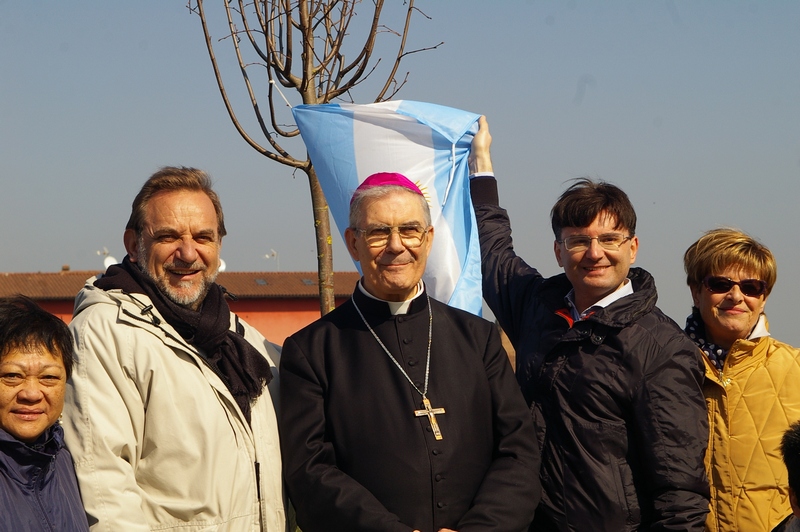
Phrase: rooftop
[{"left": 0, "top": 270, "right": 361, "bottom": 300}]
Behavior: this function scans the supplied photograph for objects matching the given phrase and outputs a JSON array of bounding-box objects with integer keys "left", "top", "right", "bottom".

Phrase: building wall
[
  {"left": 37, "top": 297, "right": 349, "bottom": 348},
  {"left": 38, "top": 301, "right": 76, "bottom": 324},
  {"left": 229, "top": 297, "right": 349, "bottom": 345}
]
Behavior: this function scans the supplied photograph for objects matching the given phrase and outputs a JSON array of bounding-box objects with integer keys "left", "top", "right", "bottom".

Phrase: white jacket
[{"left": 62, "top": 279, "right": 286, "bottom": 531}]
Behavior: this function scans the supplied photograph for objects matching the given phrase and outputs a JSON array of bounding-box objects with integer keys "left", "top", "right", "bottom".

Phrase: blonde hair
[{"left": 684, "top": 228, "right": 776, "bottom": 295}]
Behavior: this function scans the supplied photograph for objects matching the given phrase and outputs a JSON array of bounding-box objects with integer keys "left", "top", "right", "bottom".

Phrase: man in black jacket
[{"left": 469, "top": 117, "right": 709, "bottom": 531}]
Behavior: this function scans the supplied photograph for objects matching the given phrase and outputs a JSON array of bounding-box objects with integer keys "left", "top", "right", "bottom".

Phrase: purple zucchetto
[{"left": 350, "top": 172, "right": 423, "bottom": 204}]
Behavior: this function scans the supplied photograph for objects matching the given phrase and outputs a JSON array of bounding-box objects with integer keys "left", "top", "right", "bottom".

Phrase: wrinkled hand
[{"left": 468, "top": 115, "right": 493, "bottom": 174}]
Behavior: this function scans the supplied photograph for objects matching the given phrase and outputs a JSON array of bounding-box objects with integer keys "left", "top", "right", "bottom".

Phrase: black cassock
[{"left": 280, "top": 284, "right": 541, "bottom": 532}]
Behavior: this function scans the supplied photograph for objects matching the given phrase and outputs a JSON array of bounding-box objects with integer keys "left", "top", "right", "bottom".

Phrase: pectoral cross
[{"left": 415, "top": 396, "right": 446, "bottom": 440}]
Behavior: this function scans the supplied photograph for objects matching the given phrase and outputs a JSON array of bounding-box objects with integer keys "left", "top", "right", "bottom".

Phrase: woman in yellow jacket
[{"left": 684, "top": 228, "right": 800, "bottom": 531}]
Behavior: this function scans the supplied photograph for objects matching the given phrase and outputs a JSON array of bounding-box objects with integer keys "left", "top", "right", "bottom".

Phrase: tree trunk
[{"left": 305, "top": 166, "right": 336, "bottom": 315}]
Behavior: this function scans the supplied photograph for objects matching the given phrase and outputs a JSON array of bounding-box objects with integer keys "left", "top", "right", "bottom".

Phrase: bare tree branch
[
  {"left": 375, "top": 0, "right": 415, "bottom": 101},
  {"left": 190, "top": 0, "right": 437, "bottom": 313}
]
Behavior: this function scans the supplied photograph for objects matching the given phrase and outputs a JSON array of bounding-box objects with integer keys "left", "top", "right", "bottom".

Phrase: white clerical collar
[
  {"left": 357, "top": 280, "right": 425, "bottom": 315},
  {"left": 566, "top": 278, "right": 634, "bottom": 321}
]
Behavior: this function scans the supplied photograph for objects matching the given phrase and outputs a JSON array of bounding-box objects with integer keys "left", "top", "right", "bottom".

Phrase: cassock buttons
[
  {"left": 437, "top": 502, "right": 446, "bottom": 508},
  {"left": 402, "top": 338, "right": 411, "bottom": 344},
  {"left": 432, "top": 449, "right": 441, "bottom": 455},
  {"left": 407, "top": 357, "right": 417, "bottom": 366},
  {"left": 435, "top": 474, "right": 443, "bottom": 481}
]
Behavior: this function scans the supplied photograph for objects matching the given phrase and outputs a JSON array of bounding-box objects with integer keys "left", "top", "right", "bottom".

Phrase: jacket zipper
[
  {"left": 34, "top": 463, "right": 57, "bottom": 531},
  {"left": 703, "top": 352, "right": 730, "bottom": 387},
  {"left": 255, "top": 461, "right": 261, "bottom": 501}
]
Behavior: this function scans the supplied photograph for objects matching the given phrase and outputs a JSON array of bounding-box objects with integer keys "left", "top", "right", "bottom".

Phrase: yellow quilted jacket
[{"left": 703, "top": 324, "right": 800, "bottom": 531}]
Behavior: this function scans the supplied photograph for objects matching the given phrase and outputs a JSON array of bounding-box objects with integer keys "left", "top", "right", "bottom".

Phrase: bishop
[{"left": 279, "top": 172, "right": 541, "bottom": 532}]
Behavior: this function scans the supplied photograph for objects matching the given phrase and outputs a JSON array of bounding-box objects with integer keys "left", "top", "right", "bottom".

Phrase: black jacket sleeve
[{"left": 470, "top": 176, "right": 545, "bottom": 347}]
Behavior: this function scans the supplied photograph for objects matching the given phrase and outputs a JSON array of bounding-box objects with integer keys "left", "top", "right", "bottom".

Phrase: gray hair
[{"left": 349, "top": 185, "right": 431, "bottom": 228}]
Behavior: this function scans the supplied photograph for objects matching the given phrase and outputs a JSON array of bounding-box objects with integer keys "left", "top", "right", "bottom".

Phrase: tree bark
[{"left": 306, "top": 166, "right": 336, "bottom": 314}]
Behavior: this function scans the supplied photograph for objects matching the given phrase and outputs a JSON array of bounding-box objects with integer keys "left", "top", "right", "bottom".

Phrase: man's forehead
[
  {"left": 360, "top": 191, "right": 426, "bottom": 222},
  {"left": 143, "top": 190, "right": 219, "bottom": 228},
  {"left": 563, "top": 211, "right": 627, "bottom": 233},
  {"left": 145, "top": 223, "right": 218, "bottom": 236}
]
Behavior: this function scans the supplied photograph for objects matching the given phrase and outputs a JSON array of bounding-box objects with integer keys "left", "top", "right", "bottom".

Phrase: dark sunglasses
[{"left": 702, "top": 276, "right": 767, "bottom": 297}]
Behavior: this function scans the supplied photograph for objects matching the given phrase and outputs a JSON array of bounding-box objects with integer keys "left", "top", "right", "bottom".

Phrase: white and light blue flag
[{"left": 292, "top": 100, "right": 482, "bottom": 315}]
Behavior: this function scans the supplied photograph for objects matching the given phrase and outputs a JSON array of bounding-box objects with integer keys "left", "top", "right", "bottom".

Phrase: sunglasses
[{"left": 702, "top": 276, "right": 767, "bottom": 297}]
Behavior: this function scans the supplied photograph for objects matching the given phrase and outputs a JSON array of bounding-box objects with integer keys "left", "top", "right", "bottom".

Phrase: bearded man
[
  {"left": 62, "top": 167, "right": 286, "bottom": 531},
  {"left": 279, "top": 173, "right": 540, "bottom": 532}
]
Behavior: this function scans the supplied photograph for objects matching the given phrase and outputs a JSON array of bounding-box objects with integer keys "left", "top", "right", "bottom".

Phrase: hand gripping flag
[{"left": 292, "top": 101, "right": 482, "bottom": 315}]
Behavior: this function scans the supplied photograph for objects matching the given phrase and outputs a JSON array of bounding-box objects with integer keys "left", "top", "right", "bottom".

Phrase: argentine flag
[{"left": 292, "top": 101, "right": 482, "bottom": 315}]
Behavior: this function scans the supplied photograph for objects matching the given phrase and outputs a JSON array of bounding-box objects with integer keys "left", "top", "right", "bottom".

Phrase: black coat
[
  {"left": 279, "top": 286, "right": 541, "bottom": 532},
  {"left": 0, "top": 424, "right": 89, "bottom": 531},
  {"left": 471, "top": 177, "right": 710, "bottom": 531}
]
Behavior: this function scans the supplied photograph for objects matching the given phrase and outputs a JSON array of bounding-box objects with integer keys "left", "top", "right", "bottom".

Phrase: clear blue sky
[{"left": 2, "top": 2, "right": 799, "bottom": 343}]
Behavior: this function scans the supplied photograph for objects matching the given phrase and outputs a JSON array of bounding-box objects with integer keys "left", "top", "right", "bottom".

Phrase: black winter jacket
[
  {"left": 0, "top": 424, "right": 89, "bottom": 531},
  {"left": 471, "top": 177, "right": 709, "bottom": 531}
]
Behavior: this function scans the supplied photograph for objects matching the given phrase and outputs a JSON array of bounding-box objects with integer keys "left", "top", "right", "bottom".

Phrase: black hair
[{"left": 0, "top": 296, "right": 74, "bottom": 378}]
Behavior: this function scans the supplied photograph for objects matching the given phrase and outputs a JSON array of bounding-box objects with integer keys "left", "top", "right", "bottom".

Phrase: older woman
[
  {"left": 0, "top": 296, "right": 89, "bottom": 531},
  {"left": 684, "top": 228, "right": 800, "bottom": 531}
]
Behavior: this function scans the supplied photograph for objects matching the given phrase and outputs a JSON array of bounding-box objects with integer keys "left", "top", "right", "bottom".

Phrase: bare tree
[{"left": 188, "top": 0, "right": 440, "bottom": 314}]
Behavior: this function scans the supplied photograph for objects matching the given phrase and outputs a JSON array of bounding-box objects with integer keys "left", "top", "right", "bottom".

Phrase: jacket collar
[
  {"left": 73, "top": 282, "right": 259, "bottom": 426},
  {"left": 0, "top": 424, "right": 64, "bottom": 484},
  {"left": 77, "top": 280, "right": 208, "bottom": 354},
  {"left": 546, "top": 267, "right": 658, "bottom": 330}
]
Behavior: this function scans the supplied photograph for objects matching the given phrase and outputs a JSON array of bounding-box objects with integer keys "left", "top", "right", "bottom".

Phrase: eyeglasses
[
  {"left": 702, "top": 276, "right": 767, "bottom": 298},
  {"left": 557, "top": 233, "right": 633, "bottom": 252},
  {"left": 353, "top": 224, "right": 430, "bottom": 248}
]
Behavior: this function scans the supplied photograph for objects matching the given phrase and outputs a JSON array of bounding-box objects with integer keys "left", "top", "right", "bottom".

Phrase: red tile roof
[
  {"left": 0, "top": 271, "right": 361, "bottom": 300},
  {"left": 218, "top": 271, "right": 360, "bottom": 299}
]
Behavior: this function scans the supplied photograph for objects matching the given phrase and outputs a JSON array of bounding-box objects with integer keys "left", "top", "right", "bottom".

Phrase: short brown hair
[
  {"left": 683, "top": 228, "right": 777, "bottom": 295},
  {"left": 126, "top": 167, "right": 227, "bottom": 238},
  {"left": 550, "top": 178, "right": 636, "bottom": 239}
]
